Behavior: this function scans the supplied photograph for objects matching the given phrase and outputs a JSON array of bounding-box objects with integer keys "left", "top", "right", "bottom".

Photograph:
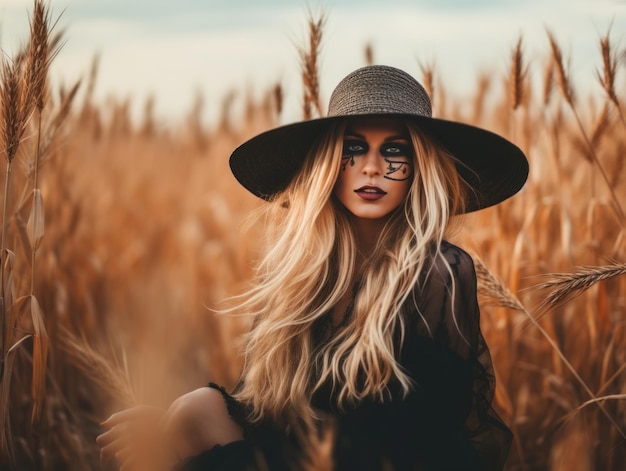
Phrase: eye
[
  {"left": 381, "top": 142, "right": 411, "bottom": 157},
  {"left": 342, "top": 140, "right": 367, "bottom": 155}
]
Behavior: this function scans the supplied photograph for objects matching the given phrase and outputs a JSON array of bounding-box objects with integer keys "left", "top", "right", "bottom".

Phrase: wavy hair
[{"left": 233, "top": 119, "right": 469, "bottom": 427}]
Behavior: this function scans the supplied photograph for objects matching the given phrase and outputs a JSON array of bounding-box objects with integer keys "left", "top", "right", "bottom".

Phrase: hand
[{"left": 97, "top": 405, "right": 177, "bottom": 471}]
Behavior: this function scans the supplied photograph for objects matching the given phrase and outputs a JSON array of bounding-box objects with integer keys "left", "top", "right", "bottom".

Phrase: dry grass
[{"left": 1, "top": 4, "right": 625, "bottom": 471}]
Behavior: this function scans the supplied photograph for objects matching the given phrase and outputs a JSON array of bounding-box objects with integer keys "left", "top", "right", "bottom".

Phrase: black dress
[{"left": 182, "top": 242, "right": 512, "bottom": 471}]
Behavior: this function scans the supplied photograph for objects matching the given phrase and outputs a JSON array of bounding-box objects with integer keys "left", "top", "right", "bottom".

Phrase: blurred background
[
  {"left": 2, "top": 0, "right": 625, "bottom": 124},
  {"left": 0, "top": 0, "right": 625, "bottom": 469}
]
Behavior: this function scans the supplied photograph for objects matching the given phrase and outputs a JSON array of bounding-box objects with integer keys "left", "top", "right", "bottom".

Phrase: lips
[{"left": 355, "top": 185, "right": 387, "bottom": 201}]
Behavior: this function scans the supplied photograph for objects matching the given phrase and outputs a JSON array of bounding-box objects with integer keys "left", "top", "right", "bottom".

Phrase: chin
[{"left": 349, "top": 210, "right": 394, "bottom": 221}]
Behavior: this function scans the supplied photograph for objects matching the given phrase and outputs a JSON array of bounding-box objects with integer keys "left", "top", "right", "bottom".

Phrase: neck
[{"left": 349, "top": 216, "right": 387, "bottom": 261}]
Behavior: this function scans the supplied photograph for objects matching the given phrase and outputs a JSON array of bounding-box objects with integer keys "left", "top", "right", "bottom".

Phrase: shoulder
[
  {"left": 429, "top": 241, "right": 476, "bottom": 286},
  {"left": 165, "top": 387, "right": 244, "bottom": 459},
  {"left": 403, "top": 241, "right": 477, "bottom": 335},
  {"left": 168, "top": 387, "right": 222, "bottom": 417},
  {"left": 439, "top": 241, "right": 474, "bottom": 268}
]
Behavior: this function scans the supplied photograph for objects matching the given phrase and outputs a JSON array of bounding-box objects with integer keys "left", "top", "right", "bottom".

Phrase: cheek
[
  {"left": 391, "top": 177, "right": 413, "bottom": 209},
  {"left": 333, "top": 165, "right": 354, "bottom": 194},
  {"left": 395, "top": 180, "right": 412, "bottom": 204},
  {"left": 333, "top": 172, "right": 343, "bottom": 195}
]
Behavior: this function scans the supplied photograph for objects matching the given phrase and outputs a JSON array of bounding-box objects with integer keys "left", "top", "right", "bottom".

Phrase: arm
[
  {"left": 444, "top": 244, "right": 513, "bottom": 471},
  {"left": 97, "top": 387, "right": 244, "bottom": 470},
  {"left": 412, "top": 242, "right": 512, "bottom": 470}
]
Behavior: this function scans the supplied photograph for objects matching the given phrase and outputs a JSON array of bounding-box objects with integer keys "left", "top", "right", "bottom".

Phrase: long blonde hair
[{"left": 233, "top": 119, "right": 468, "bottom": 427}]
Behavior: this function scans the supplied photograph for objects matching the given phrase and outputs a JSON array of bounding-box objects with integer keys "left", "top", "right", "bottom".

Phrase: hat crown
[{"left": 328, "top": 65, "right": 432, "bottom": 118}]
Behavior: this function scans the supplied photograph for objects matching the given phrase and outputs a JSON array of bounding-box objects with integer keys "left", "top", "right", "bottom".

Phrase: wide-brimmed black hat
[{"left": 229, "top": 65, "right": 528, "bottom": 212}]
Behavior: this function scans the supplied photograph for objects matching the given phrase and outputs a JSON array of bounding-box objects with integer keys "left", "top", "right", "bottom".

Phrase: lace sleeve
[{"left": 414, "top": 242, "right": 513, "bottom": 471}]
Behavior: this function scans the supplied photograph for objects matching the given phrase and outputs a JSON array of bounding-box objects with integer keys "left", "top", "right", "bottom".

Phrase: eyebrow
[{"left": 343, "top": 130, "right": 410, "bottom": 142}]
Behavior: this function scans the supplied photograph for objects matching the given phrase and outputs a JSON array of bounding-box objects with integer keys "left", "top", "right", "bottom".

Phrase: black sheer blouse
[{"left": 182, "top": 242, "right": 511, "bottom": 471}]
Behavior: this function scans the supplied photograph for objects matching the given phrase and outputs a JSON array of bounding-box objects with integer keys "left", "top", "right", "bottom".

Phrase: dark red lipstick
[{"left": 355, "top": 185, "right": 387, "bottom": 201}]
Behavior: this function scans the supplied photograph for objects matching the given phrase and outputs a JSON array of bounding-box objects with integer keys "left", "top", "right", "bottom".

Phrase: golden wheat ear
[
  {"left": 298, "top": 10, "right": 326, "bottom": 120},
  {"left": 57, "top": 326, "right": 138, "bottom": 409},
  {"left": 473, "top": 255, "right": 525, "bottom": 312},
  {"left": 419, "top": 60, "right": 436, "bottom": 111},
  {"left": 547, "top": 29, "right": 574, "bottom": 106},
  {"left": 1, "top": 59, "right": 32, "bottom": 165},
  {"left": 509, "top": 36, "right": 527, "bottom": 111},
  {"left": 534, "top": 262, "right": 626, "bottom": 315},
  {"left": 598, "top": 30, "right": 619, "bottom": 107},
  {"left": 546, "top": 30, "right": 626, "bottom": 226},
  {"left": 597, "top": 29, "right": 626, "bottom": 130},
  {"left": 474, "top": 256, "right": 626, "bottom": 442},
  {"left": 364, "top": 42, "right": 374, "bottom": 66}
]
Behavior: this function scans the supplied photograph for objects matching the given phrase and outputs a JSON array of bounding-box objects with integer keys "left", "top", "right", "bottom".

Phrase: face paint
[
  {"left": 341, "top": 140, "right": 365, "bottom": 171},
  {"left": 384, "top": 159, "right": 411, "bottom": 181},
  {"left": 341, "top": 154, "right": 356, "bottom": 171},
  {"left": 333, "top": 118, "right": 413, "bottom": 222}
]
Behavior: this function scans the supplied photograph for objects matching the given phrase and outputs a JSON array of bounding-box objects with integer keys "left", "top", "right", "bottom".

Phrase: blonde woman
[{"left": 98, "top": 65, "right": 528, "bottom": 471}]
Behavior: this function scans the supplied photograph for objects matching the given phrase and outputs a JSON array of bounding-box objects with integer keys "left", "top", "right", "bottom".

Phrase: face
[{"left": 333, "top": 118, "right": 413, "bottom": 222}]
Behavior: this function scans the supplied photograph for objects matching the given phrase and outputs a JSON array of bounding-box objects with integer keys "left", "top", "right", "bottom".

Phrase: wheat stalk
[
  {"left": 573, "top": 102, "right": 611, "bottom": 163},
  {"left": 471, "top": 74, "right": 491, "bottom": 123},
  {"left": 41, "top": 79, "right": 81, "bottom": 155},
  {"left": 78, "top": 52, "right": 100, "bottom": 126},
  {"left": 25, "top": 0, "right": 54, "bottom": 114},
  {"left": 298, "top": 11, "right": 325, "bottom": 120},
  {"left": 547, "top": 30, "right": 626, "bottom": 227},
  {"left": 26, "top": 0, "right": 56, "bottom": 278},
  {"left": 10, "top": 80, "right": 81, "bottom": 223},
  {"left": 0, "top": 58, "right": 32, "bottom": 165},
  {"left": 560, "top": 394, "right": 626, "bottom": 429},
  {"left": 57, "top": 326, "right": 138, "bottom": 407},
  {"left": 474, "top": 256, "right": 525, "bottom": 312},
  {"left": 0, "top": 57, "right": 33, "bottom": 364},
  {"left": 542, "top": 58, "right": 555, "bottom": 107},
  {"left": 534, "top": 262, "right": 626, "bottom": 313},
  {"left": 509, "top": 36, "right": 527, "bottom": 110},
  {"left": 273, "top": 82, "right": 283, "bottom": 118},
  {"left": 24, "top": 0, "right": 65, "bottom": 424},
  {"left": 589, "top": 102, "right": 611, "bottom": 148},
  {"left": 27, "top": 295, "right": 48, "bottom": 422},
  {"left": 364, "top": 43, "right": 374, "bottom": 66},
  {"left": 473, "top": 257, "right": 626, "bottom": 441},
  {"left": 598, "top": 33, "right": 618, "bottom": 106},
  {"left": 419, "top": 61, "right": 435, "bottom": 111},
  {"left": 0, "top": 1, "right": 72, "bottom": 454},
  {"left": 597, "top": 31, "right": 626, "bottom": 130},
  {"left": 547, "top": 30, "right": 574, "bottom": 105}
]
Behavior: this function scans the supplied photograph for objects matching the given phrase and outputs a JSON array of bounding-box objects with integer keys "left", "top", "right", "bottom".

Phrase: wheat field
[{"left": 1, "top": 3, "right": 625, "bottom": 470}]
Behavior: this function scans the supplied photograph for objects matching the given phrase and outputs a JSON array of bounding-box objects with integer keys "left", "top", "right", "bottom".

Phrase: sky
[{"left": 1, "top": 0, "right": 625, "bottom": 127}]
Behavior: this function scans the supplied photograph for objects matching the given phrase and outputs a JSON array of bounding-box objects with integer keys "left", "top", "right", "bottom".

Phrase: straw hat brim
[{"left": 229, "top": 113, "right": 528, "bottom": 213}]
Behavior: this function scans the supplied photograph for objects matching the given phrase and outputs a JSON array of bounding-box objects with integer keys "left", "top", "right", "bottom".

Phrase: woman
[{"left": 98, "top": 65, "right": 528, "bottom": 470}]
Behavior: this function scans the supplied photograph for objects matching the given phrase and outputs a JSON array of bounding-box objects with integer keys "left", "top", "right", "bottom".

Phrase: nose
[{"left": 361, "top": 149, "right": 383, "bottom": 176}]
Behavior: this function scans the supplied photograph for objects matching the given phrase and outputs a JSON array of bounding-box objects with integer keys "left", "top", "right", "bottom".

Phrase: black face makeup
[
  {"left": 340, "top": 139, "right": 363, "bottom": 170},
  {"left": 341, "top": 137, "right": 413, "bottom": 181},
  {"left": 381, "top": 142, "right": 412, "bottom": 181},
  {"left": 334, "top": 119, "right": 413, "bottom": 222}
]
